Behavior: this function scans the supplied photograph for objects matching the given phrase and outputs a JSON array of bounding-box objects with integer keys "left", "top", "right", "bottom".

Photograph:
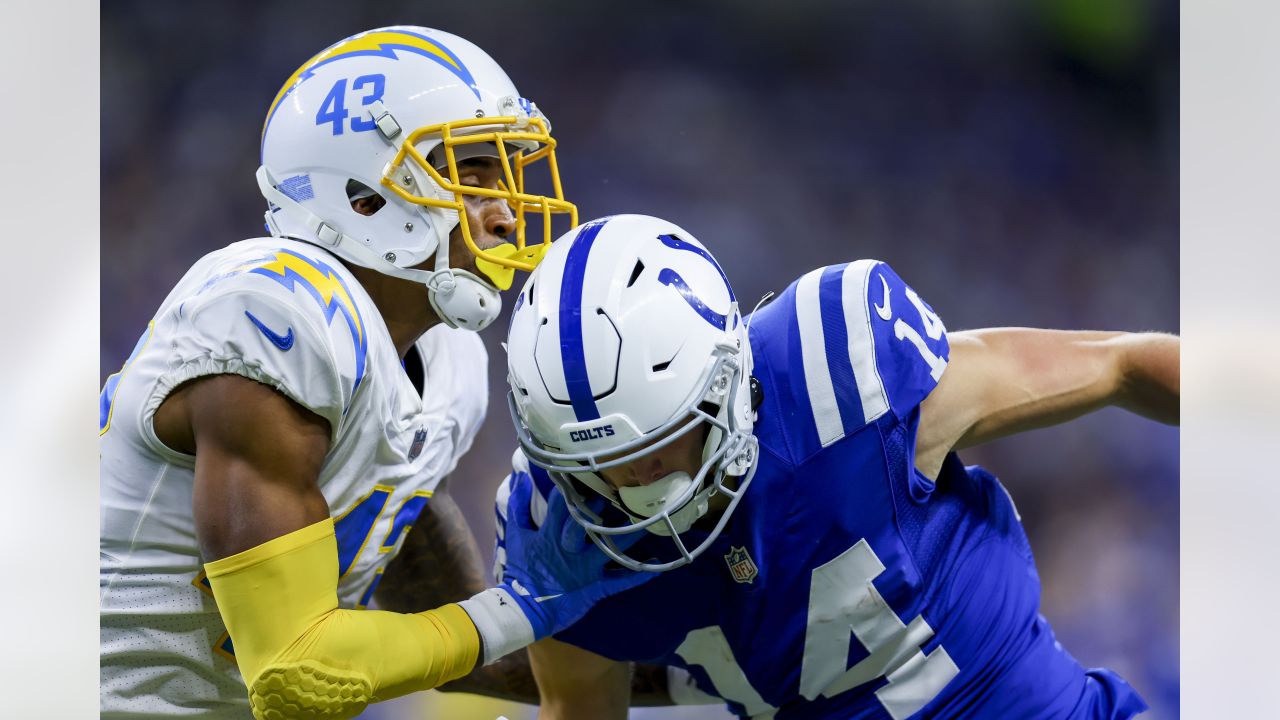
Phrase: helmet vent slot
[
  {"left": 652, "top": 358, "right": 674, "bottom": 372},
  {"left": 626, "top": 260, "right": 645, "bottom": 288}
]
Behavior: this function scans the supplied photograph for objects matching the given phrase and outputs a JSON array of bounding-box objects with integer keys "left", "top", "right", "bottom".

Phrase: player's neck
[{"left": 343, "top": 261, "right": 443, "bottom": 360}]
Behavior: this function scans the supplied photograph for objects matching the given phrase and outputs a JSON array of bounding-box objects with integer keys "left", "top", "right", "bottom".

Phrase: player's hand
[{"left": 496, "top": 472, "right": 654, "bottom": 639}]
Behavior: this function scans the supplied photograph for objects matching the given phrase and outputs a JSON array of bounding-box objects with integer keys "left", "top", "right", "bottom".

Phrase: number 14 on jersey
[{"left": 676, "top": 539, "right": 958, "bottom": 720}]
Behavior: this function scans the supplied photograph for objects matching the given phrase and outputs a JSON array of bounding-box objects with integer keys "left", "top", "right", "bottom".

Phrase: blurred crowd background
[{"left": 102, "top": 0, "right": 1178, "bottom": 717}]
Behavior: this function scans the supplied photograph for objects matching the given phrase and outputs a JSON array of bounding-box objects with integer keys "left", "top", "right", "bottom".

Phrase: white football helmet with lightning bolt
[{"left": 258, "top": 26, "right": 577, "bottom": 330}]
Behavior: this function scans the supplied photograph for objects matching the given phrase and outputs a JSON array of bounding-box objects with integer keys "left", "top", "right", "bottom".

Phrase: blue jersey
[{"left": 508, "top": 260, "right": 1148, "bottom": 719}]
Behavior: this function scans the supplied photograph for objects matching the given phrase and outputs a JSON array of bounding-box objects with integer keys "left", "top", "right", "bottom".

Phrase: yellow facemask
[{"left": 378, "top": 116, "right": 578, "bottom": 290}]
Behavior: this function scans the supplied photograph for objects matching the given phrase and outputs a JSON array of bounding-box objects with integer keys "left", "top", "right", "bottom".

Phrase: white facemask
[{"left": 617, "top": 472, "right": 709, "bottom": 537}]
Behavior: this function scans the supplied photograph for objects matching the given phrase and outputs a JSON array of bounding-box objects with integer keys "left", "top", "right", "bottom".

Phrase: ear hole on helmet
[
  {"left": 627, "top": 260, "right": 645, "bottom": 288},
  {"left": 346, "top": 179, "right": 386, "bottom": 216}
]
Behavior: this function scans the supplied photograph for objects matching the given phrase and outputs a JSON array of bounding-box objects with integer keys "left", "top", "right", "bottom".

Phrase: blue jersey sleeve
[
  {"left": 861, "top": 260, "right": 949, "bottom": 419},
  {"left": 752, "top": 260, "right": 949, "bottom": 461}
]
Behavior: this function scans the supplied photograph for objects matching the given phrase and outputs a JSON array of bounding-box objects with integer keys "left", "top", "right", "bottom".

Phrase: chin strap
[{"left": 256, "top": 165, "right": 501, "bottom": 331}]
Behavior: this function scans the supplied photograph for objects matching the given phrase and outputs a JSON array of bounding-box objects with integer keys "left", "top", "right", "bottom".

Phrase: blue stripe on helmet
[
  {"left": 558, "top": 219, "right": 611, "bottom": 421},
  {"left": 657, "top": 233, "right": 736, "bottom": 302},
  {"left": 657, "top": 268, "right": 728, "bottom": 330}
]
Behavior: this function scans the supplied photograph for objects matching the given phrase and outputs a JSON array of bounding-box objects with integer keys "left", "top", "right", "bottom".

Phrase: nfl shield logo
[
  {"left": 724, "top": 546, "right": 758, "bottom": 584},
  {"left": 408, "top": 428, "right": 428, "bottom": 461}
]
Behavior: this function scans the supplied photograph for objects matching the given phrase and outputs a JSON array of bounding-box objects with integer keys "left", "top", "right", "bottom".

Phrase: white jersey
[{"left": 99, "top": 238, "right": 488, "bottom": 718}]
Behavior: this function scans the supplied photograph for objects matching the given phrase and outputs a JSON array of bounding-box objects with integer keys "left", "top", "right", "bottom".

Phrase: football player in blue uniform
[{"left": 495, "top": 214, "right": 1178, "bottom": 719}]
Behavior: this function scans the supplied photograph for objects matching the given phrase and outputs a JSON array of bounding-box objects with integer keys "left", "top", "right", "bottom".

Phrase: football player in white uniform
[{"left": 100, "top": 26, "right": 653, "bottom": 719}]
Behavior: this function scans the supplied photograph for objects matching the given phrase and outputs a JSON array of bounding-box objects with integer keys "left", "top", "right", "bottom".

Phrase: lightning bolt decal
[
  {"left": 262, "top": 28, "right": 480, "bottom": 152},
  {"left": 250, "top": 249, "right": 368, "bottom": 402}
]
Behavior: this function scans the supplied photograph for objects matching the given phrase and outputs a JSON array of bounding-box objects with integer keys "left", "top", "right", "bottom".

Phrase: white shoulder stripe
[
  {"left": 795, "top": 268, "right": 845, "bottom": 447},
  {"left": 495, "top": 472, "right": 513, "bottom": 526},
  {"left": 842, "top": 260, "right": 890, "bottom": 423}
]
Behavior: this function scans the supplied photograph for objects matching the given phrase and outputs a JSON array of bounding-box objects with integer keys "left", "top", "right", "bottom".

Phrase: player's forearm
[
  {"left": 206, "top": 519, "right": 482, "bottom": 718},
  {"left": 1114, "top": 332, "right": 1179, "bottom": 424},
  {"left": 529, "top": 637, "right": 632, "bottom": 719}
]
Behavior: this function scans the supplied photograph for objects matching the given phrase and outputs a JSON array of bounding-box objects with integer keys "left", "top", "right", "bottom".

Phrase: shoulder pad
[
  {"left": 166, "top": 250, "right": 371, "bottom": 433},
  {"left": 748, "top": 260, "right": 948, "bottom": 458}
]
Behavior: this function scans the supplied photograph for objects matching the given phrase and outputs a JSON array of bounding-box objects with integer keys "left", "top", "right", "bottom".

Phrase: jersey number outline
[
  {"left": 676, "top": 539, "right": 958, "bottom": 720},
  {"left": 887, "top": 284, "right": 947, "bottom": 382}
]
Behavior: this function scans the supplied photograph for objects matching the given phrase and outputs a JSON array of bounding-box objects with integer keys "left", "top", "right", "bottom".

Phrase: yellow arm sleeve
[{"left": 204, "top": 518, "right": 479, "bottom": 719}]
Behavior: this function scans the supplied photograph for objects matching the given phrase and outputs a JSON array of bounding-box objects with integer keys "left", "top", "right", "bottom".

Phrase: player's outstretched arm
[
  {"left": 159, "top": 374, "right": 484, "bottom": 719},
  {"left": 528, "top": 637, "right": 631, "bottom": 720},
  {"left": 914, "top": 329, "right": 1179, "bottom": 477},
  {"left": 377, "top": 482, "right": 678, "bottom": 705}
]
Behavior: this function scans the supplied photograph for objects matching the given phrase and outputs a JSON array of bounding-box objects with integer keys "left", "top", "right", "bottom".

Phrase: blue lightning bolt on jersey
[{"left": 502, "top": 260, "right": 1148, "bottom": 719}]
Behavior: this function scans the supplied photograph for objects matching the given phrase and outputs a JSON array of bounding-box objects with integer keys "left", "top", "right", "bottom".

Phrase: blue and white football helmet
[
  {"left": 257, "top": 26, "right": 577, "bottom": 331},
  {"left": 506, "top": 214, "right": 759, "bottom": 571}
]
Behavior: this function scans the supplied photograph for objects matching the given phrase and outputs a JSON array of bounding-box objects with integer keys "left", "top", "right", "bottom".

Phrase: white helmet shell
[
  {"left": 506, "top": 214, "right": 758, "bottom": 571},
  {"left": 258, "top": 26, "right": 576, "bottom": 330}
]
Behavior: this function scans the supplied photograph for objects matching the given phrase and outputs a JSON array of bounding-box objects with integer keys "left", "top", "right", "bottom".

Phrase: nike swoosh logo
[
  {"left": 873, "top": 274, "right": 892, "bottom": 321},
  {"left": 245, "top": 310, "right": 294, "bottom": 351},
  {"left": 534, "top": 593, "right": 564, "bottom": 603}
]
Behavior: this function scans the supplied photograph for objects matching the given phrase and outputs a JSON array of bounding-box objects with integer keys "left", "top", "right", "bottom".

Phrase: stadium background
[{"left": 101, "top": 1, "right": 1179, "bottom": 717}]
